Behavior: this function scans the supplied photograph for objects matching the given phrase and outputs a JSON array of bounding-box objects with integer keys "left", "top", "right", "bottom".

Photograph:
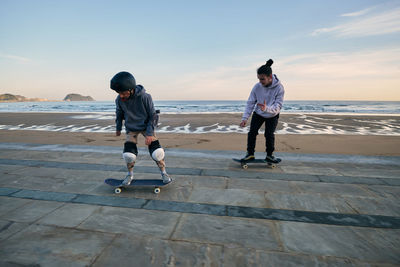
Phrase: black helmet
[{"left": 110, "top": 71, "right": 136, "bottom": 92}]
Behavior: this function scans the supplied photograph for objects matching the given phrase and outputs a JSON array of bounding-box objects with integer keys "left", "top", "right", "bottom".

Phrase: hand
[
  {"left": 240, "top": 120, "right": 247, "bottom": 127},
  {"left": 116, "top": 131, "right": 121, "bottom": 136},
  {"left": 145, "top": 135, "right": 156, "bottom": 145},
  {"left": 257, "top": 99, "right": 267, "bottom": 112}
]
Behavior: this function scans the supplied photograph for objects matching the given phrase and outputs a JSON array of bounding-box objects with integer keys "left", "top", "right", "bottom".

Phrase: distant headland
[
  {"left": 0, "top": 93, "right": 95, "bottom": 102},
  {"left": 0, "top": 93, "right": 48, "bottom": 102},
  {"left": 63, "top": 94, "right": 95, "bottom": 101}
]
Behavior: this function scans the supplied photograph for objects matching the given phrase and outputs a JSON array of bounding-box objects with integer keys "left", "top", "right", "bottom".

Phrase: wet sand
[{"left": 0, "top": 112, "right": 399, "bottom": 156}]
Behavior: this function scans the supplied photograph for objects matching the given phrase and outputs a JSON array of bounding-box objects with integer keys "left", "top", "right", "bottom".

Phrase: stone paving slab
[
  {"left": 142, "top": 198, "right": 226, "bottom": 216},
  {"left": 339, "top": 168, "right": 400, "bottom": 179},
  {"left": 0, "top": 187, "right": 21, "bottom": 197},
  {"left": 92, "top": 235, "right": 224, "bottom": 266},
  {"left": 162, "top": 156, "right": 232, "bottom": 170},
  {"left": 221, "top": 247, "right": 371, "bottom": 267},
  {"left": 0, "top": 196, "right": 31, "bottom": 217},
  {"left": 225, "top": 206, "right": 400, "bottom": 229},
  {"left": 188, "top": 187, "right": 268, "bottom": 208},
  {"left": 0, "top": 173, "right": 66, "bottom": 192},
  {"left": 280, "top": 165, "right": 341, "bottom": 176},
  {"left": 6, "top": 166, "right": 117, "bottom": 181},
  {"left": 293, "top": 181, "right": 373, "bottom": 197},
  {"left": 279, "top": 221, "right": 400, "bottom": 265},
  {"left": 77, "top": 206, "right": 180, "bottom": 238},
  {"left": 37, "top": 203, "right": 100, "bottom": 228},
  {"left": 72, "top": 194, "right": 147, "bottom": 209},
  {"left": 265, "top": 192, "right": 355, "bottom": 213},
  {"left": 203, "top": 169, "right": 322, "bottom": 182},
  {"left": 343, "top": 196, "right": 400, "bottom": 217},
  {"left": 0, "top": 220, "right": 29, "bottom": 241},
  {"left": 382, "top": 178, "right": 400, "bottom": 186},
  {"left": 227, "top": 178, "right": 298, "bottom": 193},
  {"left": 0, "top": 163, "right": 28, "bottom": 173},
  {"left": 12, "top": 188, "right": 76, "bottom": 202},
  {"left": 93, "top": 235, "right": 386, "bottom": 266},
  {"left": 1, "top": 199, "right": 63, "bottom": 223},
  {"left": 0, "top": 224, "right": 115, "bottom": 267},
  {"left": 366, "top": 185, "right": 400, "bottom": 199},
  {"left": 191, "top": 175, "right": 228, "bottom": 189},
  {"left": 172, "top": 213, "right": 280, "bottom": 250},
  {"left": 56, "top": 180, "right": 103, "bottom": 195},
  {"left": 317, "top": 175, "right": 387, "bottom": 185}
]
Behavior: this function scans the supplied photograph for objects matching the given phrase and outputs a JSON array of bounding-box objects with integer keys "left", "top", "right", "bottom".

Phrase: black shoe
[
  {"left": 265, "top": 155, "right": 281, "bottom": 163},
  {"left": 241, "top": 153, "right": 255, "bottom": 161}
]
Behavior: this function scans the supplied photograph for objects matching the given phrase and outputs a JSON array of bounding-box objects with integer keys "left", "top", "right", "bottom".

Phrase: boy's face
[
  {"left": 257, "top": 74, "right": 273, "bottom": 87},
  {"left": 119, "top": 91, "right": 131, "bottom": 101}
]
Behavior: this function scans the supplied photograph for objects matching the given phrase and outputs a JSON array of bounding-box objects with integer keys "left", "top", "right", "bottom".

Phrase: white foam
[
  {"left": 70, "top": 114, "right": 115, "bottom": 120},
  {"left": 1, "top": 121, "right": 399, "bottom": 135}
]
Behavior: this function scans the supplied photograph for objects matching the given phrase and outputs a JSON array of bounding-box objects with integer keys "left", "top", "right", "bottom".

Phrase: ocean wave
[{"left": 1, "top": 100, "right": 400, "bottom": 114}]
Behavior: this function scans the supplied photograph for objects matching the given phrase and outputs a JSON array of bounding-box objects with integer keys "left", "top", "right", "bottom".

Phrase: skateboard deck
[
  {"left": 105, "top": 178, "right": 172, "bottom": 194},
  {"left": 232, "top": 158, "right": 281, "bottom": 169}
]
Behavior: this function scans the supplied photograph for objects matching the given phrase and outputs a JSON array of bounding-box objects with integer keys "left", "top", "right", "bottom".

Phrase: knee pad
[
  {"left": 123, "top": 142, "right": 138, "bottom": 163},
  {"left": 151, "top": 148, "right": 165, "bottom": 161},
  {"left": 123, "top": 152, "right": 136, "bottom": 164},
  {"left": 148, "top": 140, "right": 164, "bottom": 161}
]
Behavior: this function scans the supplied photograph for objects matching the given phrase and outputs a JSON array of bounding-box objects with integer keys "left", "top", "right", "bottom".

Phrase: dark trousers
[{"left": 247, "top": 112, "right": 279, "bottom": 156}]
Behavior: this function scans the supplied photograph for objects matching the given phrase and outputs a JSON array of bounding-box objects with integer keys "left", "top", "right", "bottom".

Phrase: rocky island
[
  {"left": 0, "top": 93, "right": 48, "bottom": 102},
  {"left": 63, "top": 94, "right": 94, "bottom": 101}
]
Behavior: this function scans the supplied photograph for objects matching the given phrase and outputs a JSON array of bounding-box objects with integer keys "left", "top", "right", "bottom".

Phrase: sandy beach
[{"left": 0, "top": 112, "right": 399, "bottom": 156}]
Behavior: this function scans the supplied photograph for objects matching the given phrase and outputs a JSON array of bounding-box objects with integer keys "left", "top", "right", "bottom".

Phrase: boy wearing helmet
[
  {"left": 240, "top": 59, "right": 285, "bottom": 163},
  {"left": 110, "top": 71, "right": 172, "bottom": 185}
]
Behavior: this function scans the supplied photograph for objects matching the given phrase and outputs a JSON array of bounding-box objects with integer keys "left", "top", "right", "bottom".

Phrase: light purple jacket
[{"left": 242, "top": 74, "right": 285, "bottom": 120}]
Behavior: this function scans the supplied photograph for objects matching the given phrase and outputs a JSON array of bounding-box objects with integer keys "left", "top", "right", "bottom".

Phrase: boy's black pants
[{"left": 247, "top": 112, "right": 279, "bottom": 156}]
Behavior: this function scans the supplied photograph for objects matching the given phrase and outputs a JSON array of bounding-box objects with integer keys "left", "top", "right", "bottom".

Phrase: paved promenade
[{"left": 0, "top": 142, "right": 399, "bottom": 266}]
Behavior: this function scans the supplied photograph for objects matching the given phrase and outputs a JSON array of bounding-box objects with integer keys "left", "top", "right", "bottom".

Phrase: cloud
[
  {"left": 147, "top": 47, "right": 400, "bottom": 101},
  {"left": 340, "top": 7, "right": 374, "bottom": 17},
  {"left": 312, "top": 6, "right": 400, "bottom": 37},
  {"left": 0, "top": 53, "right": 31, "bottom": 63},
  {"left": 277, "top": 47, "right": 400, "bottom": 100},
  {"left": 280, "top": 48, "right": 400, "bottom": 78}
]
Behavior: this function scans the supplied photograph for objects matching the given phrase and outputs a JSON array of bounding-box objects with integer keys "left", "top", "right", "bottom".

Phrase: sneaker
[
  {"left": 241, "top": 153, "right": 255, "bottom": 161},
  {"left": 122, "top": 174, "right": 134, "bottom": 185},
  {"left": 161, "top": 173, "right": 172, "bottom": 184},
  {"left": 265, "top": 155, "right": 281, "bottom": 163}
]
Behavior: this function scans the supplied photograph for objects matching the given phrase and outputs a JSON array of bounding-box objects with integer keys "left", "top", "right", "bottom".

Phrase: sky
[{"left": 0, "top": 0, "right": 399, "bottom": 101}]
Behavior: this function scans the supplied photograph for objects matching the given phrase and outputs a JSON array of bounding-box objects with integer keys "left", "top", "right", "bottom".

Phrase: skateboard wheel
[
  {"left": 115, "top": 188, "right": 122, "bottom": 194},
  {"left": 242, "top": 164, "right": 248, "bottom": 170},
  {"left": 154, "top": 188, "right": 161, "bottom": 194}
]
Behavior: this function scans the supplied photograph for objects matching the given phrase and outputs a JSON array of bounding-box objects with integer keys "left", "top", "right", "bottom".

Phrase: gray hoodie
[
  {"left": 242, "top": 74, "right": 285, "bottom": 120},
  {"left": 115, "top": 85, "right": 156, "bottom": 136}
]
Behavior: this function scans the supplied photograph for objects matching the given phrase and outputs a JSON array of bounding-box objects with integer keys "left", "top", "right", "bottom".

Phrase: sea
[
  {"left": 0, "top": 100, "right": 399, "bottom": 115},
  {"left": 0, "top": 101, "right": 399, "bottom": 135}
]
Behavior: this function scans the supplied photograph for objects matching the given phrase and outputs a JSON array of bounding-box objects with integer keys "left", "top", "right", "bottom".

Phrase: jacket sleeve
[
  {"left": 115, "top": 98, "right": 124, "bottom": 132},
  {"left": 242, "top": 86, "right": 257, "bottom": 121},
  {"left": 144, "top": 94, "right": 156, "bottom": 136},
  {"left": 265, "top": 85, "right": 285, "bottom": 114}
]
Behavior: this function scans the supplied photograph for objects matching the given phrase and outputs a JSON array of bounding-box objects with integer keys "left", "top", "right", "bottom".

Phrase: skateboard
[
  {"left": 232, "top": 158, "right": 281, "bottom": 169},
  {"left": 104, "top": 178, "right": 172, "bottom": 194}
]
